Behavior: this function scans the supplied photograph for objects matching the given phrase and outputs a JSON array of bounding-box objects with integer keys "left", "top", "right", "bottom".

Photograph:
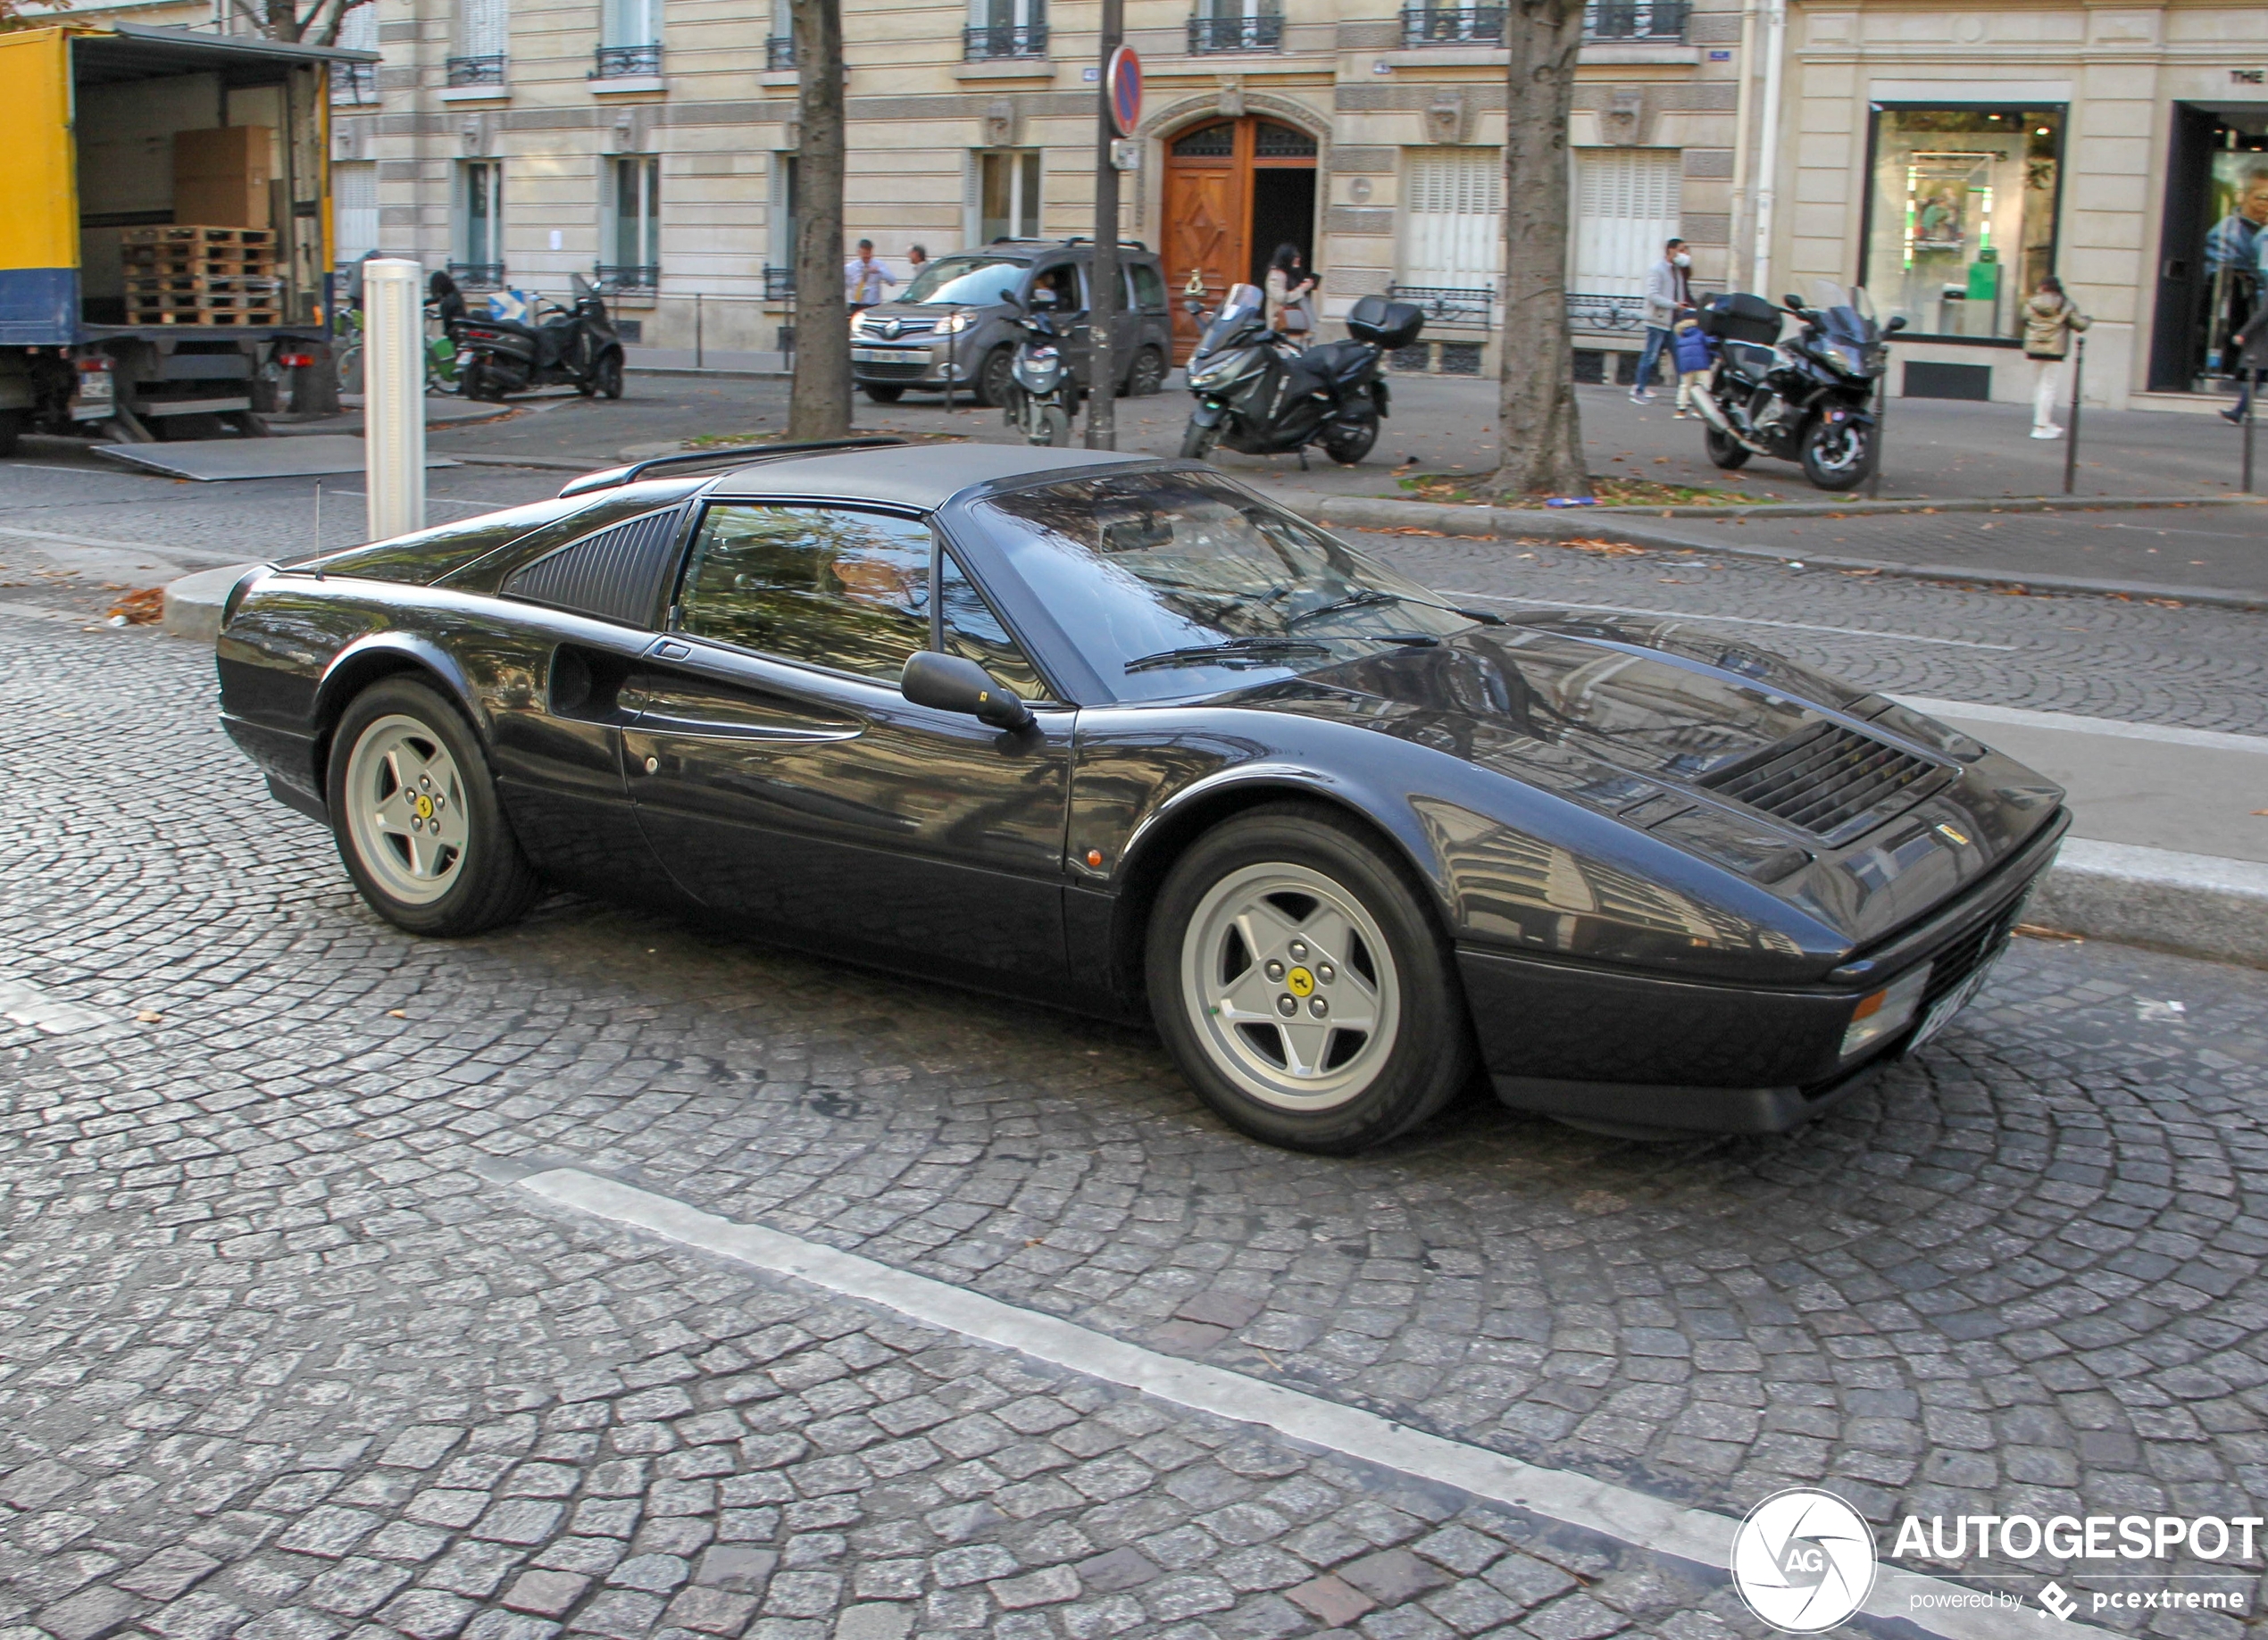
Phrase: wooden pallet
[
  {"left": 123, "top": 307, "right": 282, "bottom": 328},
  {"left": 124, "top": 275, "right": 283, "bottom": 297},
  {"left": 121, "top": 224, "right": 278, "bottom": 250},
  {"left": 122, "top": 253, "right": 277, "bottom": 279}
]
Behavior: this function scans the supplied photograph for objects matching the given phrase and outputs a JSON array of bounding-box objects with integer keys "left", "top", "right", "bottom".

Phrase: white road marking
[
  {"left": 0, "top": 978, "right": 113, "bottom": 1034},
  {"left": 1442, "top": 590, "right": 2020, "bottom": 651},
  {"left": 518, "top": 1165, "right": 2085, "bottom": 1640},
  {"left": 1897, "top": 696, "right": 2268, "bottom": 755}
]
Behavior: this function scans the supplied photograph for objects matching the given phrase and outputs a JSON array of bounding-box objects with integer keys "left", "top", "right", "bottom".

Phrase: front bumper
[
  {"left": 1466, "top": 811, "right": 2067, "bottom": 1134},
  {"left": 851, "top": 342, "right": 962, "bottom": 388}
]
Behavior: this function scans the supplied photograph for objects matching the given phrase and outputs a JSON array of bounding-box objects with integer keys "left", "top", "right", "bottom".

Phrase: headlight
[
  {"left": 936, "top": 311, "right": 973, "bottom": 334},
  {"left": 1187, "top": 354, "right": 1241, "bottom": 388},
  {"left": 1839, "top": 966, "right": 1930, "bottom": 1058}
]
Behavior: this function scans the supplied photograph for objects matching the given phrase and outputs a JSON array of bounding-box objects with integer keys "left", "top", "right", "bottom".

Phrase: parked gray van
[{"left": 850, "top": 238, "right": 1174, "bottom": 407}]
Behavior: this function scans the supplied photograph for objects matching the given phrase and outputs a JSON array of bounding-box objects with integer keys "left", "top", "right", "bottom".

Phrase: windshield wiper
[
  {"left": 1123, "top": 637, "right": 1330, "bottom": 674},
  {"left": 1287, "top": 588, "right": 1508, "bottom": 629}
]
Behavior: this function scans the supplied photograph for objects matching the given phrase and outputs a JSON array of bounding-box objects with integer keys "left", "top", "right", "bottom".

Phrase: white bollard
[{"left": 363, "top": 258, "right": 427, "bottom": 541}]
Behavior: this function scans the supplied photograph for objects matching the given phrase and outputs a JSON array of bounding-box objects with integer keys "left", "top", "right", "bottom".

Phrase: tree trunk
[
  {"left": 788, "top": 0, "right": 851, "bottom": 441},
  {"left": 1490, "top": 0, "right": 1589, "bottom": 498}
]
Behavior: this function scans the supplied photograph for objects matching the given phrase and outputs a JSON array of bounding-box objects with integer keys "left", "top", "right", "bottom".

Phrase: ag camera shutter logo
[{"left": 1732, "top": 1488, "right": 1879, "bottom": 1632}]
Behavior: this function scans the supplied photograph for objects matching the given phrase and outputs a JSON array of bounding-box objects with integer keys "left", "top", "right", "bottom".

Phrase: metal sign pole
[
  {"left": 363, "top": 258, "right": 426, "bottom": 541},
  {"left": 1087, "top": 29, "right": 1135, "bottom": 450},
  {"left": 2247, "top": 367, "right": 2258, "bottom": 495},
  {"left": 2062, "top": 337, "right": 2082, "bottom": 495},
  {"left": 1866, "top": 366, "right": 1887, "bottom": 500}
]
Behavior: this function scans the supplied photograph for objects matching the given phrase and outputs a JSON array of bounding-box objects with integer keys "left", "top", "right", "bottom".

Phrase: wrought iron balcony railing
[
  {"left": 1566, "top": 293, "right": 1646, "bottom": 333},
  {"left": 765, "top": 35, "right": 795, "bottom": 69},
  {"left": 330, "top": 60, "right": 378, "bottom": 104},
  {"left": 763, "top": 265, "right": 796, "bottom": 301},
  {"left": 1583, "top": 0, "right": 1691, "bottom": 39},
  {"left": 594, "top": 263, "right": 659, "bottom": 294},
  {"left": 1187, "top": 12, "right": 1283, "bottom": 51},
  {"left": 1398, "top": 6, "right": 1504, "bottom": 44},
  {"left": 446, "top": 53, "right": 505, "bottom": 86},
  {"left": 1389, "top": 284, "right": 1494, "bottom": 329},
  {"left": 964, "top": 21, "right": 1048, "bottom": 58},
  {"left": 446, "top": 261, "right": 506, "bottom": 290},
  {"left": 593, "top": 44, "right": 661, "bottom": 78}
]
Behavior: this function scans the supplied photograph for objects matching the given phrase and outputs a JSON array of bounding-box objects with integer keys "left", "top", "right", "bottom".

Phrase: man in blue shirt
[{"left": 2205, "top": 168, "right": 2268, "bottom": 279}]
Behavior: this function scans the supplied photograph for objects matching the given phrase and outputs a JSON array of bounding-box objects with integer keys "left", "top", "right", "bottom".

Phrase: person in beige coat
[{"left": 2022, "top": 275, "right": 2089, "bottom": 440}]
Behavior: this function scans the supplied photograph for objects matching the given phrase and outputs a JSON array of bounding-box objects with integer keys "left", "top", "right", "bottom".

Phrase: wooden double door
[{"left": 1160, "top": 115, "right": 1318, "bottom": 362}]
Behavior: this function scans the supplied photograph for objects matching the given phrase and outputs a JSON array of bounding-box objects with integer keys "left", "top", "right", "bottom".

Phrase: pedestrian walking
[
  {"left": 1631, "top": 237, "right": 1692, "bottom": 404},
  {"left": 907, "top": 245, "right": 929, "bottom": 274},
  {"left": 2221, "top": 303, "right": 2268, "bottom": 422},
  {"left": 2022, "top": 274, "right": 2089, "bottom": 439},
  {"left": 1263, "top": 244, "right": 1317, "bottom": 347},
  {"left": 845, "top": 239, "right": 896, "bottom": 312}
]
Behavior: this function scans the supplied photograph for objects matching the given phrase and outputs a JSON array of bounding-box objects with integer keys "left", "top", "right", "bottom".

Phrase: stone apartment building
[{"left": 306, "top": 0, "right": 1746, "bottom": 377}]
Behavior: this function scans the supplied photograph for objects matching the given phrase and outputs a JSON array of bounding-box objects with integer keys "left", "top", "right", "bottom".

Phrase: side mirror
[
  {"left": 1884, "top": 315, "right": 1908, "bottom": 333},
  {"left": 1783, "top": 294, "right": 1806, "bottom": 312},
  {"left": 902, "top": 650, "right": 1033, "bottom": 731}
]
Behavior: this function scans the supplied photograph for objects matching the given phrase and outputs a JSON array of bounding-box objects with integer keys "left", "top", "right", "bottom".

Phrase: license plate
[
  {"left": 852, "top": 348, "right": 924, "bottom": 363},
  {"left": 78, "top": 377, "right": 113, "bottom": 401},
  {"left": 1908, "top": 948, "right": 2004, "bottom": 1050}
]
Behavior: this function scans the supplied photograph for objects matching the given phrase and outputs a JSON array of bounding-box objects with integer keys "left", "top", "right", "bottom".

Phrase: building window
[
  {"left": 1570, "top": 147, "right": 1680, "bottom": 296},
  {"left": 453, "top": 160, "right": 504, "bottom": 286},
  {"left": 967, "top": 0, "right": 1046, "bottom": 58},
  {"left": 1400, "top": 148, "right": 1502, "bottom": 311},
  {"left": 595, "top": 0, "right": 659, "bottom": 76},
  {"left": 333, "top": 159, "right": 379, "bottom": 266},
  {"left": 1864, "top": 106, "right": 2064, "bottom": 341},
  {"left": 448, "top": 0, "right": 507, "bottom": 83},
  {"left": 1188, "top": 0, "right": 1283, "bottom": 53},
  {"left": 980, "top": 151, "right": 1041, "bottom": 244},
  {"left": 605, "top": 155, "right": 661, "bottom": 288}
]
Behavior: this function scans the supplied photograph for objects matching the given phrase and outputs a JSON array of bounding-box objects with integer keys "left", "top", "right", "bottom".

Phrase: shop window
[
  {"left": 980, "top": 150, "right": 1041, "bottom": 243},
  {"left": 1864, "top": 106, "right": 2063, "bottom": 342}
]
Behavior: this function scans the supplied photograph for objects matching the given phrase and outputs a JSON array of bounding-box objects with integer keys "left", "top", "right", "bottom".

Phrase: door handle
[{"left": 653, "top": 640, "right": 692, "bottom": 659}]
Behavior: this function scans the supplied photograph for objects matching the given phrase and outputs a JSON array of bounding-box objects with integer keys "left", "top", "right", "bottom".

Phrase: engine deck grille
[{"left": 1697, "top": 719, "right": 1943, "bottom": 845}]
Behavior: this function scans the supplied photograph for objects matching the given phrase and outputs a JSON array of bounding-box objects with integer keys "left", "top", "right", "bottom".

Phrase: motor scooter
[
  {"left": 1000, "top": 287, "right": 1081, "bottom": 446},
  {"left": 451, "top": 273, "right": 626, "bottom": 402},
  {"left": 1178, "top": 286, "right": 1420, "bottom": 467}
]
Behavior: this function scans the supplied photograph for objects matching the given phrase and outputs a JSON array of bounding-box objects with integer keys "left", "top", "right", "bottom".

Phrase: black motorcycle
[
  {"left": 1689, "top": 281, "right": 1905, "bottom": 491},
  {"left": 1001, "top": 287, "right": 1081, "bottom": 447},
  {"left": 1179, "top": 287, "right": 1420, "bottom": 467},
  {"left": 452, "top": 273, "right": 626, "bottom": 402}
]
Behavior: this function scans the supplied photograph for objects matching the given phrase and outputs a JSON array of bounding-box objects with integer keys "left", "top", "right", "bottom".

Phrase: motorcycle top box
[
  {"left": 1344, "top": 296, "right": 1426, "bottom": 350},
  {"left": 1696, "top": 292, "right": 1784, "bottom": 346}
]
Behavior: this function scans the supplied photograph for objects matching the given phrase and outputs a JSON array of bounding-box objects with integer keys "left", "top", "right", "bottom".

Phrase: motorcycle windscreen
[{"left": 1197, "top": 284, "right": 1266, "bottom": 356}]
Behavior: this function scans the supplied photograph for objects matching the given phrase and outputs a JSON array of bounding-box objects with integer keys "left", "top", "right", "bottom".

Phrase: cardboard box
[{"left": 171, "top": 125, "right": 274, "bottom": 230}]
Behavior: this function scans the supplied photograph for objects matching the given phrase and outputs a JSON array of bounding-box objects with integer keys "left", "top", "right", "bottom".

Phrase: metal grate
[
  {"left": 763, "top": 265, "right": 796, "bottom": 301},
  {"left": 856, "top": 361, "right": 930, "bottom": 381},
  {"left": 1390, "top": 284, "right": 1492, "bottom": 329},
  {"left": 446, "top": 262, "right": 505, "bottom": 290},
  {"left": 1399, "top": 5, "right": 1504, "bottom": 42},
  {"left": 765, "top": 35, "right": 795, "bottom": 68},
  {"left": 593, "top": 43, "right": 661, "bottom": 77},
  {"left": 1697, "top": 720, "right": 1942, "bottom": 845},
  {"left": 504, "top": 510, "right": 683, "bottom": 627},
  {"left": 965, "top": 21, "right": 1048, "bottom": 57},
  {"left": 1188, "top": 12, "right": 1283, "bottom": 51},
  {"left": 446, "top": 53, "right": 505, "bottom": 86},
  {"left": 594, "top": 263, "right": 658, "bottom": 294},
  {"left": 1583, "top": 0, "right": 1690, "bottom": 37}
]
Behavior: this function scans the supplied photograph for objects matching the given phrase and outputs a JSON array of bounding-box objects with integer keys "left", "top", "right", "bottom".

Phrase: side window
[
  {"left": 1129, "top": 262, "right": 1165, "bottom": 311},
  {"left": 1031, "top": 262, "right": 1082, "bottom": 312},
  {"left": 940, "top": 551, "right": 1048, "bottom": 701},
  {"left": 676, "top": 505, "right": 932, "bottom": 683}
]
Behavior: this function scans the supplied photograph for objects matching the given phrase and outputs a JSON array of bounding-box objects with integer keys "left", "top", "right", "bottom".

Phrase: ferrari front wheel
[
  {"left": 1147, "top": 804, "right": 1475, "bottom": 1153},
  {"left": 329, "top": 677, "right": 540, "bottom": 937}
]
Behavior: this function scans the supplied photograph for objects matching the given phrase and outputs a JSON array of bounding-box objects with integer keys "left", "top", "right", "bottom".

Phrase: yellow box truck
[{"left": 0, "top": 21, "right": 375, "bottom": 454}]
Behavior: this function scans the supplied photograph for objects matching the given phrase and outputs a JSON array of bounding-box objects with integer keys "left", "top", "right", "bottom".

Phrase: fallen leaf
[
  {"left": 386, "top": 1008, "right": 407, "bottom": 1018},
  {"left": 107, "top": 588, "right": 164, "bottom": 625},
  {"left": 136, "top": 1011, "right": 163, "bottom": 1023}
]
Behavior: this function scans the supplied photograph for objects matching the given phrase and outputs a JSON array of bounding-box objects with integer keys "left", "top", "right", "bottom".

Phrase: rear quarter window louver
[
  {"left": 502, "top": 509, "right": 683, "bottom": 628},
  {"left": 1696, "top": 719, "right": 1945, "bottom": 846}
]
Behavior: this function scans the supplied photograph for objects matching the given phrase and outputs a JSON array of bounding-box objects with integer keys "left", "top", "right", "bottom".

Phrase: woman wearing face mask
[{"left": 1634, "top": 238, "right": 1694, "bottom": 407}]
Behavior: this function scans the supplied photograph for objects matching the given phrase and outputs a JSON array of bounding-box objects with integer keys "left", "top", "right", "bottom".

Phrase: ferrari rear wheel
[
  {"left": 1147, "top": 804, "right": 1475, "bottom": 1153},
  {"left": 329, "top": 677, "right": 540, "bottom": 937}
]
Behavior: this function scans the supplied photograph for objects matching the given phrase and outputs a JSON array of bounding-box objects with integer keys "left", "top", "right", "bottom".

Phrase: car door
[
  {"left": 1030, "top": 258, "right": 1091, "bottom": 387},
  {"left": 621, "top": 500, "right": 1075, "bottom": 988}
]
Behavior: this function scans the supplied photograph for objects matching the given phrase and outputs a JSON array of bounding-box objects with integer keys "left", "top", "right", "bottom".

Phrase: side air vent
[
  {"left": 502, "top": 509, "right": 682, "bottom": 627},
  {"left": 1696, "top": 719, "right": 1946, "bottom": 846}
]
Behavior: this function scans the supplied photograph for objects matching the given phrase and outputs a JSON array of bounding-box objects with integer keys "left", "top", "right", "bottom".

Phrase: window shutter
[
  {"left": 1399, "top": 147, "right": 1502, "bottom": 289},
  {"left": 332, "top": 161, "right": 379, "bottom": 263},
  {"left": 1571, "top": 149, "right": 1681, "bottom": 296}
]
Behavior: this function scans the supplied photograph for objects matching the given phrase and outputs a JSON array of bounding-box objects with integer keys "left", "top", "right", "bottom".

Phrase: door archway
[{"left": 1160, "top": 115, "right": 1319, "bottom": 361}]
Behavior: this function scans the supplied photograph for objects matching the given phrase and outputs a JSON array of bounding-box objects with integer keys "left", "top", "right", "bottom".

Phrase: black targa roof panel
[{"left": 703, "top": 443, "right": 1154, "bottom": 511}]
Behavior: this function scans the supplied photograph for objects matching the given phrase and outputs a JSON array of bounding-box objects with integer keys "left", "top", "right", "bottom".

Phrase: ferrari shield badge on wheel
[{"left": 1731, "top": 1487, "right": 1877, "bottom": 1632}]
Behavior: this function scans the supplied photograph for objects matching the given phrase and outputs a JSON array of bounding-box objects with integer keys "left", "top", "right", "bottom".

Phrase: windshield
[
  {"left": 1196, "top": 282, "right": 1267, "bottom": 357},
  {"left": 1809, "top": 279, "right": 1878, "bottom": 345},
  {"left": 971, "top": 470, "right": 1478, "bottom": 703},
  {"left": 903, "top": 254, "right": 1027, "bottom": 306}
]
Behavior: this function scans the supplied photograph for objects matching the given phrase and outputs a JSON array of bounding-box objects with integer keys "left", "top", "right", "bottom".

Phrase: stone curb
[
  {"left": 1576, "top": 493, "right": 2263, "bottom": 521},
  {"left": 158, "top": 566, "right": 2266, "bottom": 970},
  {"left": 1283, "top": 494, "right": 2268, "bottom": 612}
]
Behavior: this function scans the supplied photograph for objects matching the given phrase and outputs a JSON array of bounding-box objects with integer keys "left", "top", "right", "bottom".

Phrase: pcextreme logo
[{"left": 1730, "top": 1488, "right": 1879, "bottom": 1632}]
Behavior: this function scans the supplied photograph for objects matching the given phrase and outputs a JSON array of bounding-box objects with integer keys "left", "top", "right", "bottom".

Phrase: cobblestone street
[{"left": 4, "top": 467, "right": 2268, "bottom": 1640}]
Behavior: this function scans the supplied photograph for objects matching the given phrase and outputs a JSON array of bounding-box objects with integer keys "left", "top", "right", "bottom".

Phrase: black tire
[
  {"left": 1322, "top": 420, "right": 1378, "bottom": 466},
  {"left": 1179, "top": 420, "right": 1221, "bottom": 461},
  {"left": 975, "top": 346, "right": 1015, "bottom": 409},
  {"left": 0, "top": 411, "right": 23, "bottom": 458},
  {"left": 327, "top": 677, "right": 541, "bottom": 937},
  {"left": 596, "top": 351, "right": 624, "bottom": 400},
  {"left": 1146, "top": 803, "right": 1476, "bottom": 1154},
  {"left": 1124, "top": 347, "right": 1168, "bottom": 397},
  {"left": 1799, "top": 413, "right": 1874, "bottom": 490},
  {"left": 1703, "top": 425, "right": 1751, "bottom": 470},
  {"left": 864, "top": 383, "right": 905, "bottom": 404},
  {"left": 460, "top": 362, "right": 499, "bottom": 403}
]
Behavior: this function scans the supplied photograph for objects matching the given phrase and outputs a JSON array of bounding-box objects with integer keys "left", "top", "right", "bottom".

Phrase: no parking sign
[{"left": 1107, "top": 46, "right": 1141, "bottom": 138}]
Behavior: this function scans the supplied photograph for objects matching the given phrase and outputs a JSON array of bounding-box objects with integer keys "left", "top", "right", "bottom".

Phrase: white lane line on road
[
  {"left": 518, "top": 1165, "right": 2083, "bottom": 1640},
  {"left": 1897, "top": 697, "right": 2268, "bottom": 754},
  {"left": 0, "top": 978, "right": 113, "bottom": 1035},
  {"left": 1441, "top": 591, "right": 2020, "bottom": 651}
]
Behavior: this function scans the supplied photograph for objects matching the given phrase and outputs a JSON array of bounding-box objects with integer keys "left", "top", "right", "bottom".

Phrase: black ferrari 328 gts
[{"left": 215, "top": 441, "right": 2067, "bottom": 1153}]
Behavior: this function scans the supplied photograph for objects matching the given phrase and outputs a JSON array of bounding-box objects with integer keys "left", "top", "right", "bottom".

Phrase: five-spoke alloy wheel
[
  {"left": 1147, "top": 804, "right": 1475, "bottom": 1153},
  {"left": 329, "top": 677, "right": 540, "bottom": 936}
]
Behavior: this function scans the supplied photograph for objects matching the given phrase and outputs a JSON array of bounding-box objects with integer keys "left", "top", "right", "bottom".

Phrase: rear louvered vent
[
  {"left": 503, "top": 509, "right": 680, "bottom": 627},
  {"left": 1696, "top": 720, "right": 1942, "bottom": 845}
]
